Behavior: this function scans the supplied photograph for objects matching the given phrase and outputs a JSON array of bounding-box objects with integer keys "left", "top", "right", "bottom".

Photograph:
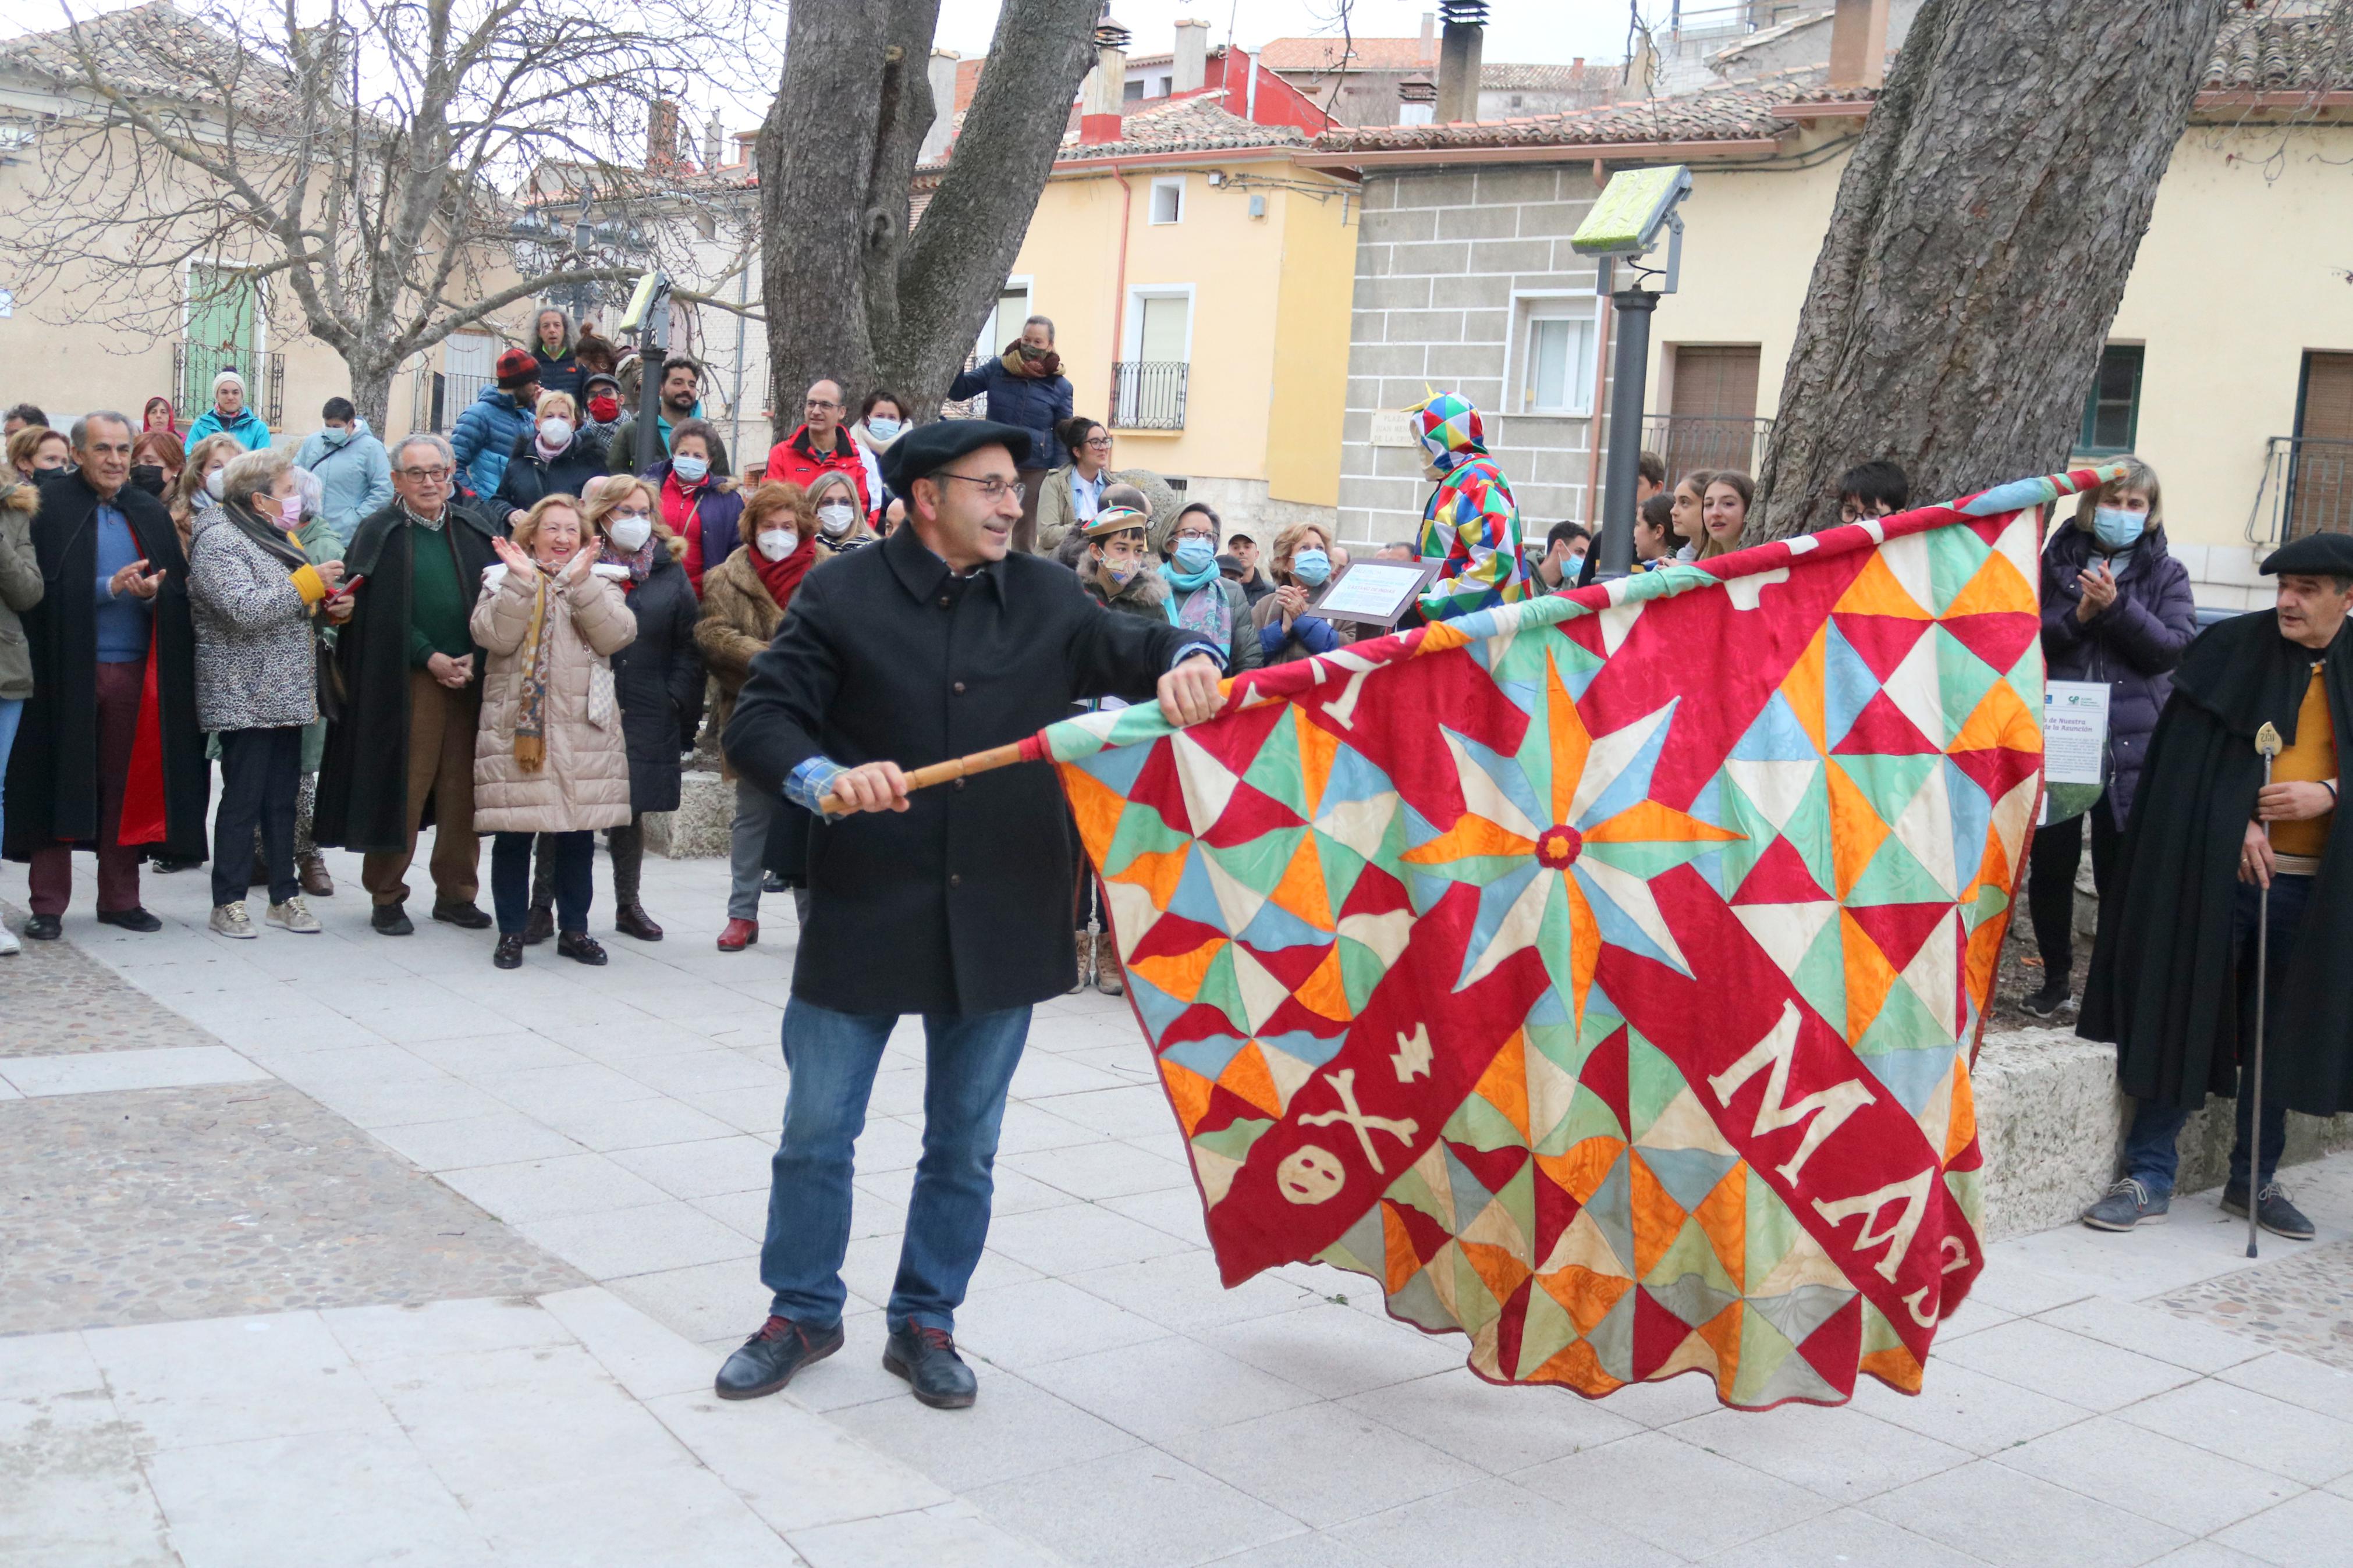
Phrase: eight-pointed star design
[{"left": 1400, "top": 641, "right": 1743, "bottom": 1030}]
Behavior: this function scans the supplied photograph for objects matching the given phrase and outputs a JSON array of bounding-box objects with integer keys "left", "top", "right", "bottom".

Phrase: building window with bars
[{"left": 2079, "top": 344, "right": 2144, "bottom": 456}]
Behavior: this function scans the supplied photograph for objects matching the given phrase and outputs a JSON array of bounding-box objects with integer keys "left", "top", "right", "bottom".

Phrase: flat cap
[
  {"left": 2260, "top": 533, "right": 2353, "bottom": 577},
  {"left": 882, "top": 418, "right": 1032, "bottom": 492}
]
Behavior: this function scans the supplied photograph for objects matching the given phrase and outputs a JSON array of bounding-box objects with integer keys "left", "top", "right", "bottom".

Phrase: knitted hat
[
  {"left": 211, "top": 368, "right": 244, "bottom": 394},
  {"left": 496, "top": 347, "right": 540, "bottom": 390}
]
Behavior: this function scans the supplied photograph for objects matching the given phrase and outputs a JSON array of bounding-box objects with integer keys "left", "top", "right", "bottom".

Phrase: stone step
[{"left": 641, "top": 769, "right": 732, "bottom": 858}]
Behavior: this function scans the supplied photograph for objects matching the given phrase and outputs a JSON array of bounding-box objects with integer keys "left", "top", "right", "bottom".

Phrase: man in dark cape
[
  {"left": 311, "top": 433, "right": 501, "bottom": 934},
  {"left": 2078, "top": 534, "right": 2353, "bottom": 1239},
  {"left": 3, "top": 415, "right": 208, "bottom": 937}
]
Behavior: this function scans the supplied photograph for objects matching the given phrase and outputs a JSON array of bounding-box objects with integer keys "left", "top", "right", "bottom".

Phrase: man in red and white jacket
[{"left": 761, "top": 378, "right": 870, "bottom": 512}]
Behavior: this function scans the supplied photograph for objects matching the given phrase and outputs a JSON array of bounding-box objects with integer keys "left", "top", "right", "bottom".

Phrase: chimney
[
  {"left": 702, "top": 109, "right": 722, "bottom": 173},
  {"left": 1397, "top": 74, "right": 1436, "bottom": 126},
  {"left": 1419, "top": 11, "right": 1436, "bottom": 62},
  {"left": 1433, "top": 0, "right": 1487, "bottom": 123},
  {"left": 1827, "top": 0, "right": 1890, "bottom": 90},
  {"left": 732, "top": 129, "right": 759, "bottom": 168},
  {"left": 645, "top": 97, "right": 679, "bottom": 171},
  {"left": 920, "top": 48, "right": 961, "bottom": 163},
  {"left": 1172, "top": 18, "right": 1208, "bottom": 94},
  {"left": 1080, "top": 17, "right": 1131, "bottom": 145}
]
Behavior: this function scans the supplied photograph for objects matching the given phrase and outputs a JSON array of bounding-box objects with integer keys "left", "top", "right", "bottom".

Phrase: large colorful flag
[{"left": 1037, "top": 469, "right": 2103, "bottom": 1410}]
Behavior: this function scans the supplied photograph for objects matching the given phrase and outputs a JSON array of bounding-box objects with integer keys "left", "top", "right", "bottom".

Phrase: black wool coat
[
  {"left": 312, "top": 501, "right": 501, "bottom": 854},
  {"left": 610, "top": 547, "right": 701, "bottom": 814},
  {"left": 2081, "top": 611, "right": 2353, "bottom": 1115},
  {"left": 3, "top": 470, "right": 208, "bottom": 863},
  {"left": 724, "top": 522, "right": 1195, "bottom": 1015},
  {"left": 492, "top": 431, "right": 611, "bottom": 515}
]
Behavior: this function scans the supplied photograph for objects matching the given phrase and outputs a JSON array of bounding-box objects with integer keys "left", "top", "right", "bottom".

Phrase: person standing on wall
[
  {"left": 709, "top": 420, "right": 1222, "bottom": 1411},
  {"left": 186, "top": 370, "right": 271, "bottom": 451},
  {"left": 451, "top": 349, "right": 541, "bottom": 502},
  {"left": 946, "top": 316, "right": 1072, "bottom": 556},
  {"left": 609, "top": 355, "right": 730, "bottom": 478},
  {"left": 5, "top": 414, "right": 210, "bottom": 940}
]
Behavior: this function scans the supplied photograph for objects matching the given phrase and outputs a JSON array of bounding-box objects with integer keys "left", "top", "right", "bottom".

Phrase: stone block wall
[{"left": 1339, "top": 166, "right": 1602, "bottom": 549}]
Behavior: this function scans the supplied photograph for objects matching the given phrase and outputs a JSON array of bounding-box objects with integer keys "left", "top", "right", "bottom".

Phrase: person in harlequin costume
[{"left": 1410, "top": 391, "right": 1531, "bottom": 620}]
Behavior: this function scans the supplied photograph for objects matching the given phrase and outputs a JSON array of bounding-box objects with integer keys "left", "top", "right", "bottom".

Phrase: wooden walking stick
[{"left": 2247, "top": 720, "right": 2284, "bottom": 1259}]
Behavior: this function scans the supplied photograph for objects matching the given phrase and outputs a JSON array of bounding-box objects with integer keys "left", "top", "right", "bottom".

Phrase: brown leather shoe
[
  {"left": 1092, "top": 932, "right": 1124, "bottom": 997},
  {"left": 297, "top": 853, "right": 334, "bottom": 898},
  {"left": 1067, "top": 929, "right": 1090, "bottom": 995},
  {"left": 717, "top": 917, "right": 758, "bottom": 952},
  {"left": 523, "top": 903, "right": 555, "bottom": 945},
  {"left": 613, "top": 902, "right": 664, "bottom": 941}
]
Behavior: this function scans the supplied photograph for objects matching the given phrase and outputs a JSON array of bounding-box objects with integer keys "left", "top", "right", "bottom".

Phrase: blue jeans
[
  {"left": 2123, "top": 874, "right": 2309, "bottom": 1195},
  {"left": 760, "top": 997, "right": 1031, "bottom": 1335},
  {"left": 0, "top": 696, "right": 20, "bottom": 854}
]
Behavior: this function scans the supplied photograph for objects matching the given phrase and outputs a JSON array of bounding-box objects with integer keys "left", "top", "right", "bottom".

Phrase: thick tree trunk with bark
[
  {"left": 1754, "top": 0, "right": 2231, "bottom": 536},
  {"left": 758, "top": 0, "right": 1099, "bottom": 428}
]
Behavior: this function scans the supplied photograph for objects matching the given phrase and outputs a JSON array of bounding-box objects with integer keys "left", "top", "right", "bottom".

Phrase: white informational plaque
[
  {"left": 1311, "top": 560, "right": 1442, "bottom": 629},
  {"left": 2043, "top": 680, "right": 2111, "bottom": 786}
]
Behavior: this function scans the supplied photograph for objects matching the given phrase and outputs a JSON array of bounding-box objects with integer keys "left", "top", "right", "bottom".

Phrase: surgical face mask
[
  {"left": 756, "top": 528, "right": 796, "bottom": 562},
  {"left": 129, "top": 464, "right": 166, "bottom": 496},
  {"left": 1291, "top": 548, "right": 1332, "bottom": 586},
  {"left": 1172, "top": 536, "right": 1218, "bottom": 575},
  {"left": 671, "top": 454, "right": 710, "bottom": 485},
  {"left": 606, "top": 514, "right": 653, "bottom": 553},
  {"left": 817, "top": 502, "right": 856, "bottom": 536},
  {"left": 1566, "top": 552, "right": 1586, "bottom": 575},
  {"left": 2092, "top": 506, "right": 2143, "bottom": 550},
  {"left": 539, "top": 417, "right": 573, "bottom": 446},
  {"left": 320, "top": 426, "right": 350, "bottom": 446},
  {"left": 204, "top": 468, "right": 228, "bottom": 502},
  {"left": 865, "top": 417, "right": 902, "bottom": 441},
  {"left": 278, "top": 493, "right": 305, "bottom": 527},
  {"left": 587, "top": 395, "right": 620, "bottom": 423}
]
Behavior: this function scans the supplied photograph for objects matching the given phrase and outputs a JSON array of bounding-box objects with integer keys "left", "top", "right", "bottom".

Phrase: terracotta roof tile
[
  {"left": 1311, "top": 81, "right": 1790, "bottom": 153},
  {"left": 1052, "top": 94, "right": 1309, "bottom": 161},
  {"left": 1259, "top": 35, "right": 1436, "bottom": 73},
  {"left": 0, "top": 0, "right": 299, "bottom": 111},
  {"left": 1479, "top": 62, "right": 1607, "bottom": 93},
  {"left": 2202, "top": 10, "right": 2353, "bottom": 95}
]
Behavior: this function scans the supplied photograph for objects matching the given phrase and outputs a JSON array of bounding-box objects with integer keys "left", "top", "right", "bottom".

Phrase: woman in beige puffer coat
[{"left": 470, "top": 493, "right": 636, "bottom": 969}]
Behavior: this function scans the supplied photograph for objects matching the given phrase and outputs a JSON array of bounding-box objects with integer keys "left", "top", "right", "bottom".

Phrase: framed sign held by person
[{"left": 1311, "top": 559, "right": 1442, "bottom": 631}]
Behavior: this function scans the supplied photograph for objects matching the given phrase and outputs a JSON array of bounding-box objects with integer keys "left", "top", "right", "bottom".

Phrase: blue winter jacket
[
  {"left": 184, "top": 404, "right": 273, "bottom": 451},
  {"left": 946, "top": 353, "right": 1073, "bottom": 469},
  {"left": 293, "top": 418, "right": 394, "bottom": 547},
  {"left": 450, "top": 386, "right": 534, "bottom": 499},
  {"left": 2039, "top": 520, "right": 2199, "bottom": 827}
]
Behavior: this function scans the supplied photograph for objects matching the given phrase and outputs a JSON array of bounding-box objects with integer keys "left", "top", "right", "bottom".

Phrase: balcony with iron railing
[
  {"left": 173, "top": 342, "right": 283, "bottom": 429},
  {"left": 1640, "top": 414, "right": 1773, "bottom": 481},
  {"left": 1110, "top": 361, "right": 1188, "bottom": 431},
  {"left": 2246, "top": 436, "right": 2353, "bottom": 546},
  {"left": 409, "top": 366, "right": 495, "bottom": 435}
]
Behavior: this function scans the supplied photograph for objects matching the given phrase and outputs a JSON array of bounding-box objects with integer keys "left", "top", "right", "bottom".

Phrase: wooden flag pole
[{"left": 814, "top": 738, "right": 1038, "bottom": 815}]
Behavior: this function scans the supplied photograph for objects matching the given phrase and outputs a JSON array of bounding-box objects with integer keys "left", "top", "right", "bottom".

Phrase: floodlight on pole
[{"left": 1572, "top": 165, "right": 1692, "bottom": 581}]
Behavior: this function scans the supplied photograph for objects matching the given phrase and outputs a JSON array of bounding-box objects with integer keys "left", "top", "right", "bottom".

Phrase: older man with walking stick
[{"left": 2078, "top": 533, "right": 2353, "bottom": 1240}]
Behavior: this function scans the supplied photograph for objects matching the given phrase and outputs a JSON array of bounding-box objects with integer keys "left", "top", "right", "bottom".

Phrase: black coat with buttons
[{"left": 723, "top": 520, "right": 1195, "bottom": 1015}]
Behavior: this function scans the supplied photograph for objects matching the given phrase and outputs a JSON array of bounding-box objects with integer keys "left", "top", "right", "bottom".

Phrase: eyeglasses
[
  {"left": 934, "top": 471, "right": 1026, "bottom": 504},
  {"left": 1172, "top": 528, "right": 1216, "bottom": 543},
  {"left": 1083, "top": 436, "right": 1113, "bottom": 450},
  {"left": 805, "top": 399, "right": 842, "bottom": 412},
  {"left": 399, "top": 466, "right": 453, "bottom": 482}
]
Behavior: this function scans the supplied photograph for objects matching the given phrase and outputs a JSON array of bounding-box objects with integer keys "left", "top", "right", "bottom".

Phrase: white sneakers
[
  {"left": 210, "top": 902, "right": 257, "bottom": 939},
  {"left": 267, "top": 898, "right": 321, "bottom": 934},
  {"left": 0, "top": 923, "right": 19, "bottom": 957}
]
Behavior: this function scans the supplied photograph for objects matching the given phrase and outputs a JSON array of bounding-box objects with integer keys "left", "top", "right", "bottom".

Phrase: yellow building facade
[{"left": 993, "top": 113, "right": 1360, "bottom": 541}]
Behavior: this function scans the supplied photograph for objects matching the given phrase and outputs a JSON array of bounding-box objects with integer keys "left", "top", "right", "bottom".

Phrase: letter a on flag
[{"left": 1033, "top": 468, "right": 2111, "bottom": 1409}]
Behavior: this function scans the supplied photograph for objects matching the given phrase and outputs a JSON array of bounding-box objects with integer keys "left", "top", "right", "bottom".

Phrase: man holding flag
[{"left": 712, "top": 418, "right": 1223, "bottom": 1411}]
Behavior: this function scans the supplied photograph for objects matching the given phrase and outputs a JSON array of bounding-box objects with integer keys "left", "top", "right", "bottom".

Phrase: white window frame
[
  {"left": 1122, "top": 283, "right": 1196, "bottom": 364},
  {"left": 972, "top": 273, "right": 1035, "bottom": 361},
  {"left": 1148, "top": 176, "right": 1186, "bottom": 226},
  {"left": 1504, "top": 289, "right": 1600, "bottom": 419},
  {"left": 180, "top": 255, "right": 271, "bottom": 360}
]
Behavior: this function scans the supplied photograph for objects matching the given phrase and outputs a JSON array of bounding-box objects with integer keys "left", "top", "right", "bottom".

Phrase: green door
[{"left": 184, "top": 264, "right": 257, "bottom": 416}]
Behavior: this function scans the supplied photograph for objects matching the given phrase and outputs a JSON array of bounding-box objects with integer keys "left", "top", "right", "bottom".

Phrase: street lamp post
[{"left": 1571, "top": 165, "right": 1693, "bottom": 581}]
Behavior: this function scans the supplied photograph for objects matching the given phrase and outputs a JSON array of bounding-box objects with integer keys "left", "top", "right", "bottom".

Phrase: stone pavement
[{"left": 5, "top": 840, "right": 2353, "bottom": 1567}]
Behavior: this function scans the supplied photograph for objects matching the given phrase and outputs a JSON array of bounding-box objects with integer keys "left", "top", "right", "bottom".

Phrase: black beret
[
  {"left": 882, "top": 418, "right": 1032, "bottom": 492},
  {"left": 2260, "top": 533, "right": 2353, "bottom": 577}
]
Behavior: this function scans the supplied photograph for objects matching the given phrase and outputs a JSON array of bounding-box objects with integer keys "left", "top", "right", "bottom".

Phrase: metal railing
[
  {"left": 1110, "top": 361, "right": 1188, "bottom": 431},
  {"left": 173, "top": 343, "right": 282, "bottom": 429},
  {"left": 1640, "top": 414, "right": 1773, "bottom": 482},
  {"left": 2247, "top": 435, "right": 2353, "bottom": 545},
  {"left": 407, "top": 367, "right": 496, "bottom": 434}
]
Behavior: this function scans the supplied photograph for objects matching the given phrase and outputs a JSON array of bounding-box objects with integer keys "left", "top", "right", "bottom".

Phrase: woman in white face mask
[
  {"left": 167, "top": 433, "right": 247, "bottom": 560},
  {"left": 693, "top": 481, "right": 820, "bottom": 951},
  {"left": 495, "top": 390, "right": 608, "bottom": 529},
  {"left": 805, "top": 471, "right": 874, "bottom": 557},
  {"left": 506, "top": 475, "right": 698, "bottom": 947},
  {"left": 849, "top": 390, "right": 905, "bottom": 531}
]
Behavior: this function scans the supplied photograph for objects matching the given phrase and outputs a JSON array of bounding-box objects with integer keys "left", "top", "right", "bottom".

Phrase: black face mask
[{"left": 129, "top": 464, "right": 166, "bottom": 496}]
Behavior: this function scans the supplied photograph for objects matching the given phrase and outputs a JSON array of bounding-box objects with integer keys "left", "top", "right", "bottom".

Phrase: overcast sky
[{"left": 932, "top": 0, "right": 1641, "bottom": 69}]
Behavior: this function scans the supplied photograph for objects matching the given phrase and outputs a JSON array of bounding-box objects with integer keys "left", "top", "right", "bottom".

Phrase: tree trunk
[
  {"left": 1754, "top": 0, "right": 2230, "bottom": 537},
  {"left": 346, "top": 354, "right": 399, "bottom": 438},
  {"left": 758, "top": 0, "right": 1098, "bottom": 438}
]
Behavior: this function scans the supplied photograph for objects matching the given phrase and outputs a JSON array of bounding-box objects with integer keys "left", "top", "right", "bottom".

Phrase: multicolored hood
[{"left": 1409, "top": 390, "right": 1487, "bottom": 474}]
